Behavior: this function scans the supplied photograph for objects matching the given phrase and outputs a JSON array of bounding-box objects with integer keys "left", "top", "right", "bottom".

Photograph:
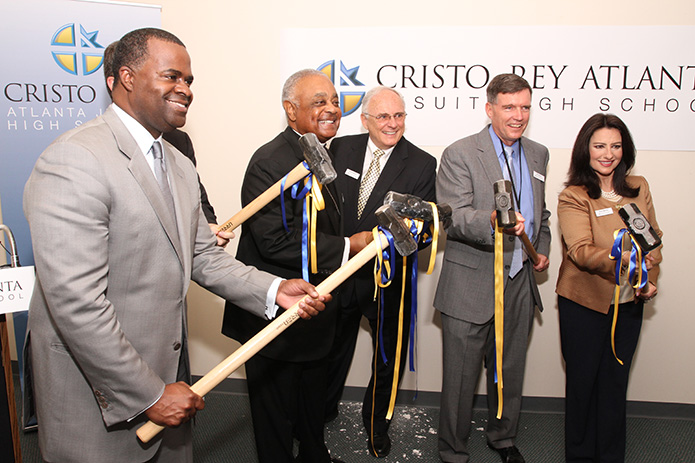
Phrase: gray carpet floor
[{"left": 13, "top": 379, "right": 695, "bottom": 462}]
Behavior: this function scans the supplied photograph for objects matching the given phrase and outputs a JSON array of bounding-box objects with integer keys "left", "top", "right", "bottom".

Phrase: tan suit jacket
[
  {"left": 556, "top": 175, "right": 662, "bottom": 313},
  {"left": 23, "top": 105, "right": 276, "bottom": 462}
]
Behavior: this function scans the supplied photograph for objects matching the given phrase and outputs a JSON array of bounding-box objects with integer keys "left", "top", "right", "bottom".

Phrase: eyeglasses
[{"left": 364, "top": 112, "right": 407, "bottom": 122}]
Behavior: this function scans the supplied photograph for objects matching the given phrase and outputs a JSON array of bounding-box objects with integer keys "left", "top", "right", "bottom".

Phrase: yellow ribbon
[
  {"left": 383, "top": 207, "right": 444, "bottom": 422},
  {"left": 426, "top": 202, "right": 440, "bottom": 275},
  {"left": 369, "top": 227, "right": 392, "bottom": 450},
  {"left": 372, "top": 227, "right": 393, "bottom": 299},
  {"left": 493, "top": 224, "right": 505, "bottom": 419},
  {"left": 385, "top": 256, "right": 408, "bottom": 421},
  {"left": 608, "top": 230, "right": 646, "bottom": 365},
  {"left": 307, "top": 179, "right": 325, "bottom": 275}
]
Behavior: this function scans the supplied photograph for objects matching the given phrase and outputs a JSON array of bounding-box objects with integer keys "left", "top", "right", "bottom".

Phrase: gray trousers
[
  {"left": 148, "top": 421, "right": 193, "bottom": 463},
  {"left": 438, "top": 263, "right": 535, "bottom": 463}
]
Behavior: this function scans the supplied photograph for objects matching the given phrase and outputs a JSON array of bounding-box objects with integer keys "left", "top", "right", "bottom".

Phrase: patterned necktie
[
  {"left": 151, "top": 140, "right": 176, "bottom": 216},
  {"left": 357, "top": 149, "right": 385, "bottom": 219},
  {"left": 504, "top": 145, "right": 523, "bottom": 278}
]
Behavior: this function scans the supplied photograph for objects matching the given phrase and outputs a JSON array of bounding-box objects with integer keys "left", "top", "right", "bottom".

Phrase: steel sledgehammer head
[
  {"left": 298, "top": 133, "right": 337, "bottom": 184},
  {"left": 493, "top": 180, "right": 516, "bottom": 229},
  {"left": 383, "top": 191, "right": 452, "bottom": 228},
  {"left": 374, "top": 204, "right": 418, "bottom": 256}
]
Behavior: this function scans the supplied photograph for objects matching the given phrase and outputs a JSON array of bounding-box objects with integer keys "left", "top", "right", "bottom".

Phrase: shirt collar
[
  {"left": 367, "top": 138, "right": 395, "bottom": 159},
  {"left": 488, "top": 125, "right": 519, "bottom": 159},
  {"left": 112, "top": 103, "right": 163, "bottom": 156}
]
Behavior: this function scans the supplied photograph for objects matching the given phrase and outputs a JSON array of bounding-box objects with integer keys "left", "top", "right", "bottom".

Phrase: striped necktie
[{"left": 357, "top": 149, "right": 385, "bottom": 219}]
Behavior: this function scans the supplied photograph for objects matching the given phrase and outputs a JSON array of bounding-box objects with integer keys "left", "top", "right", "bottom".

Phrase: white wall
[{"left": 122, "top": 0, "right": 694, "bottom": 404}]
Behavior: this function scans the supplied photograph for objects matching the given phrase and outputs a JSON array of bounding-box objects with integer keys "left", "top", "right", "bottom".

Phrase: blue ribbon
[
  {"left": 280, "top": 161, "right": 313, "bottom": 282},
  {"left": 374, "top": 219, "right": 434, "bottom": 373},
  {"left": 375, "top": 227, "right": 396, "bottom": 364},
  {"left": 609, "top": 228, "right": 649, "bottom": 290},
  {"left": 408, "top": 221, "right": 434, "bottom": 372}
]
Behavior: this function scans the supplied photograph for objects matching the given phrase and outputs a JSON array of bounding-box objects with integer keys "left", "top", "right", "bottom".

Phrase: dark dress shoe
[
  {"left": 488, "top": 444, "right": 525, "bottom": 463},
  {"left": 368, "top": 431, "right": 391, "bottom": 458}
]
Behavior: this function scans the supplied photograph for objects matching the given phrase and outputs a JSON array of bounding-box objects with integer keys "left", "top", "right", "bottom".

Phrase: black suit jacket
[
  {"left": 222, "top": 127, "right": 344, "bottom": 361},
  {"left": 163, "top": 129, "right": 217, "bottom": 224},
  {"left": 330, "top": 134, "right": 437, "bottom": 318}
]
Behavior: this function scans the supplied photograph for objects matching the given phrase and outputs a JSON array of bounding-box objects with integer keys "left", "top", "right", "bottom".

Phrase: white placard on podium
[{"left": 0, "top": 266, "right": 35, "bottom": 315}]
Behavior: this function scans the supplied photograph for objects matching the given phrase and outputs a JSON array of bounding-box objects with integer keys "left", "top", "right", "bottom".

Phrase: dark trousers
[
  {"left": 326, "top": 287, "right": 412, "bottom": 435},
  {"left": 245, "top": 354, "right": 330, "bottom": 463},
  {"left": 559, "top": 296, "right": 643, "bottom": 463}
]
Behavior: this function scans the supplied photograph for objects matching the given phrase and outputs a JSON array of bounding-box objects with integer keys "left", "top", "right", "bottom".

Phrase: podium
[{"left": 0, "top": 224, "right": 25, "bottom": 463}]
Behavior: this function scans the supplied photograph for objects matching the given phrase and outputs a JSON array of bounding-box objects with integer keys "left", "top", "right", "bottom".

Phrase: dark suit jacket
[
  {"left": 222, "top": 127, "right": 344, "bottom": 361},
  {"left": 434, "top": 125, "right": 551, "bottom": 325},
  {"left": 331, "top": 134, "right": 437, "bottom": 318},
  {"left": 164, "top": 129, "right": 217, "bottom": 224}
]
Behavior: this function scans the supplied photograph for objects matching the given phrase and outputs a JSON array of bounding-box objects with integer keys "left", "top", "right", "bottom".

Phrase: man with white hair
[{"left": 326, "top": 86, "right": 437, "bottom": 458}]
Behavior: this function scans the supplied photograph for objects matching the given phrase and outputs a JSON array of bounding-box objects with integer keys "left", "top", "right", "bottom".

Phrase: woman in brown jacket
[{"left": 556, "top": 113, "right": 662, "bottom": 463}]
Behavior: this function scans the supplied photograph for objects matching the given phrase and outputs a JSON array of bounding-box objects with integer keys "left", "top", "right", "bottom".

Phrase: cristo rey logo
[
  {"left": 318, "top": 60, "right": 365, "bottom": 116},
  {"left": 51, "top": 23, "right": 104, "bottom": 76}
]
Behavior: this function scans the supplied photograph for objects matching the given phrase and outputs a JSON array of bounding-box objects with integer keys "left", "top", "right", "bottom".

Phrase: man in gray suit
[
  {"left": 23, "top": 28, "right": 327, "bottom": 463},
  {"left": 434, "top": 74, "right": 551, "bottom": 463}
]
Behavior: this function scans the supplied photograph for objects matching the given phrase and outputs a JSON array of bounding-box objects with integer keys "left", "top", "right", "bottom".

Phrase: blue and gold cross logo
[
  {"left": 318, "top": 60, "right": 365, "bottom": 117},
  {"left": 51, "top": 23, "right": 104, "bottom": 76}
]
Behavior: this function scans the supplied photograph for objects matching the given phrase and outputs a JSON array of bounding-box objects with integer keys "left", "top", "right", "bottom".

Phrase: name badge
[
  {"left": 595, "top": 207, "right": 613, "bottom": 217},
  {"left": 533, "top": 171, "right": 545, "bottom": 182},
  {"left": 345, "top": 168, "right": 360, "bottom": 180}
]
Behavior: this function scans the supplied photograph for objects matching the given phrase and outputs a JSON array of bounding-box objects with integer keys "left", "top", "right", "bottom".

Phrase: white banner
[
  {"left": 281, "top": 26, "right": 695, "bottom": 151},
  {"left": 0, "top": 267, "right": 35, "bottom": 315}
]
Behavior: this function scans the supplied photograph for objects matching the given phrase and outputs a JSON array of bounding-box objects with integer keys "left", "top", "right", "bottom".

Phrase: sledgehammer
[
  {"left": 136, "top": 204, "right": 417, "bottom": 443},
  {"left": 493, "top": 179, "right": 539, "bottom": 265},
  {"left": 383, "top": 191, "right": 452, "bottom": 228},
  {"left": 217, "top": 132, "right": 336, "bottom": 234}
]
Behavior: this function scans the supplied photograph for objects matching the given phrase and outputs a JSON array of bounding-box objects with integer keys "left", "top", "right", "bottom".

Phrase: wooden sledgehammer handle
[
  {"left": 520, "top": 232, "right": 539, "bottom": 266},
  {"left": 136, "top": 232, "right": 390, "bottom": 443},
  {"left": 217, "top": 163, "right": 310, "bottom": 233}
]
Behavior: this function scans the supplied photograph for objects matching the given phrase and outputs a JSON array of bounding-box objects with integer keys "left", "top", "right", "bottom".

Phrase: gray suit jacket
[
  {"left": 433, "top": 125, "right": 551, "bottom": 324},
  {"left": 23, "top": 105, "right": 276, "bottom": 462}
]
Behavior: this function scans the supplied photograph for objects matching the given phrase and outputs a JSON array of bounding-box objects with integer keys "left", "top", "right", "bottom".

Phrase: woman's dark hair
[{"left": 566, "top": 113, "right": 639, "bottom": 199}]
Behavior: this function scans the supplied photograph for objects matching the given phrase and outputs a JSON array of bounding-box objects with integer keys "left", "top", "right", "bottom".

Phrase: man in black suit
[
  {"left": 326, "top": 86, "right": 437, "bottom": 457},
  {"left": 103, "top": 40, "right": 231, "bottom": 247},
  {"left": 221, "top": 69, "right": 370, "bottom": 463}
]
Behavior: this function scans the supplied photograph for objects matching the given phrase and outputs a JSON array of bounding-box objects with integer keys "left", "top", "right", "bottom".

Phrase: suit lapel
[
  {"left": 103, "top": 108, "right": 185, "bottom": 269},
  {"left": 520, "top": 138, "right": 544, "bottom": 239},
  {"left": 285, "top": 128, "right": 342, "bottom": 233},
  {"left": 476, "top": 127, "right": 504, "bottom": 185},
  {"left": 162, "top": 144, "right": 189, "bottom": 270},
  {"left": 341, "top": 139, "right": 366, "bottom": 223},
  {"left": 357, "top": 139, "right": 407, "bottom": 228}
]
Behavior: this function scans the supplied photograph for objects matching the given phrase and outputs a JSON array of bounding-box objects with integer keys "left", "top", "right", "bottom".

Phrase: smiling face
[
  {"left": 361, "top": 89, "right": 406, "bottom": 150},
  {"left": 124, "top": 38, "right": 193, "bottom": 138},
  {"left": 485, "top": 89, "right": 531, "bottom": 146},
  {"left": 284, "top": 74, "right": 341, "bottom": 143},
  {"left": 589, "top": 127, "right": 623, "bottom": 189}
]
